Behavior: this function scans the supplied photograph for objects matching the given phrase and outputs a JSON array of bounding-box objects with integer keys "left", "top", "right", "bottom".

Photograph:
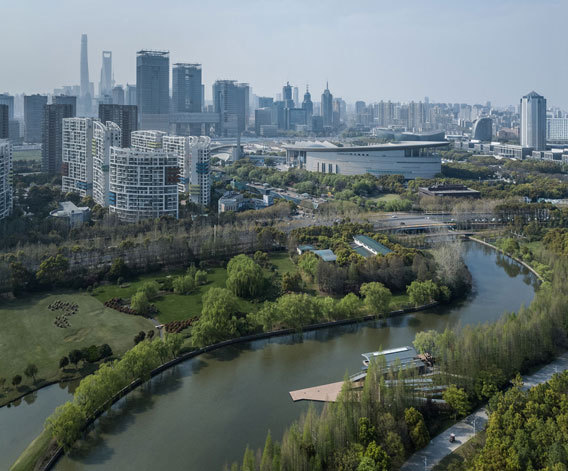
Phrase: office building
[
  {"left": 112, "top": 86, "right": 125, "bottom": 105},
  {"left": 53, "top": 95, "right": 77, "bottom": 116},
  {"left": 271, "top": 101, "right": 286, "bottom": 130},
  {"left": 0, "top": 105, "right": 8, "bottom": 139},
  {"left": 520, "top": 91, "right": 546, "bottom": 150},
  {"left": 283, "top": 82, "right": 293, "bottom": 108},
  {"left": 302, "top": 87, "right": 313, "bottom": 128},
  {"left": 213, "top": 80, "right": 249, "bottom": 136},
  {"left": 62, "top": 118, "right": 94, "bottom": 197},
  {"left": 547, "top": 118, "right": 568, "bottom": 144},
  {"left": 93, "top": 120, "right": 121, "bottom": 206},
  {"left": 285, "top": 108, "right": 307, "bottom": 130},
  {"left": 0, "top": 139, "right": 12, "bottom": 220},
  {"left": 24, "top": 94, "right": 47, "bottom": 143},
  {"left": 42, "top": 103, "right": 74, "bottom": 174},
  {"left": 99, "top": 51, "right": 113, "bottom": 97},
  {"left": 321, "top": 83, "right": 333, "bottom": 127},
  {"left": 109, "top": 130, "right": 179, "bottom": 221},
  {"left": 163, "top": 135, "right": 211, "bottom": 205},
  {"left": 258, "top": 97, "right": 273, "bottom": 108},
  {"left": 293, "top": 87, "right": 299, "bottom": 108},
  {"left": 126, "top": 84, "right": 136, "bottom": 106},
  {"left": 79, "top": 34, "right": 92, "bottom": 115},
  {"left": 0, "top": 94, "right": 14, "bottom": 119},
  {"left": 136, "top": 50, "right": 170, "bottom": 131},
  {"left": 472, "top": 117, "right": 492, "bottom": 141},
  {"left": 285, "top": 141, "right": 447, "bottom": 179},
  {"left": 255, "top": 108, "right": 272, "bottom": 136},
  {"left": 172, "top": 63, "right": 202, "bottom": 113},
  {"left": 98, "top": 104, "right": 138, "bottom": 147}
]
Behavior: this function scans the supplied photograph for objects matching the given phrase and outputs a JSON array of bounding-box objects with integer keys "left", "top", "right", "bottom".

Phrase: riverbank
[{"left": 9, "top": 239, "right": 535, "bottom": 471}]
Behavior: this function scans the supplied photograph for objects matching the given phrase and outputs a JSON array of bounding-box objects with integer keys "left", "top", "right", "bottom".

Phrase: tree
[
  {"left": 253, "top": 251, "right": 270, "bottom": 268},
  {"left": 195, "top": 270, "right": 208, "bottom": 285},
  {"left": 24, "top": 363, "right": 38, "bottom": 383},
  {"left": 98, "top": 344, "right": 113, "bottom": 359},
  {"left": 360, "top": 282, "right": 392, "bottom": 317},
  {"left": 108, "top": 257, "right": 128, "bottom": 281},
  {"left": 281, "top": 271, "right": 303, "bottom": 293},
  {"left": 405, "top": 407, "right": 430, "bottom": 450},
  {"left": 35, "top": 254, "right": 69, "bottom": 286},
  {"left": 226, "top": 254, "right": 265, "bottom": 299},
  {"left": 68, "top": 349, "right": 83, "bottom": 368},
  {"left": 336, "top": 293, "right": 362, "bottom": 319},
  {"left": 364, "top": 441, "right": 390, "bottom": 471},
  {"left": 406, "top": 280, "right": 440, "bottom": 306},
  {"left": 191, "top": 287, "right": 240, "bottom": 347},
  {"left": 45, "top": 402, "right": 86, "bottom": 452},
  {"left": 173, "top": 274, "right": 197, "bottom": 295},
  {"left": 298, "top": 252, "right": 319, "bottom": 280},
  {"left": 12, "top": 375, "right": 22, "bottom": 388},
  {"left": 59, "top": 356, "right": 69, "bottom": 369},
  {"left": 131, "top": 291, "right": 150, "bottom": 315},
  {"left": 140, "top": 281, "right": 160, "bottom": 300},
  {"left": 134, "top": 331, "right": 146, "bottom": 345},
  {"left": 443, "top": 384, "right": 471, "bottom": 419},
  {"left": 413, "top": 330, "right": 441, "bottom": 356}
]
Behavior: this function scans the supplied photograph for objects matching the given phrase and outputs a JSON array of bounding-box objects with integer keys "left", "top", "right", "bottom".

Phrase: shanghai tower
[{"left": 80, "top": 34, "right": 91, "bottom": 115}]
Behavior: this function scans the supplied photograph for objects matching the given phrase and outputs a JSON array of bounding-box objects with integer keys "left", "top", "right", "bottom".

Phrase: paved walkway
[{"left": 401, "top": 352, "right": 568, "bottom": 470}]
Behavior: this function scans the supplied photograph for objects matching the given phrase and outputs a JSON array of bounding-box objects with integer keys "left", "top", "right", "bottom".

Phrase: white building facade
[
  {"left": 520, "top": 91, "right": 547, "bottom": 150},
  {"left": 109, "top": 146, "right": 179, "bottom": 222},
  {"left": 547, "top": 118, "right": 568, "bottom": 144},
  {"left": 62, "top": 118, "right": 94, "bottom": 197},
  {"left": 0, "top": 139, "right": 13, "bottom": 220},
  {"left": 163, "top": 135, "right": 211, "bottom": 205},
  {"left": 92, "top": 120, "right": 121, "bottom": 206},
  {"left": 285, "top": 141, "right": 446, "bottom": 179}
]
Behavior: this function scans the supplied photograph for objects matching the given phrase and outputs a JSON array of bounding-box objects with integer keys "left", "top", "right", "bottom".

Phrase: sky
[{"left": 2, "top": 0, "right": 567, "bottom": 108}]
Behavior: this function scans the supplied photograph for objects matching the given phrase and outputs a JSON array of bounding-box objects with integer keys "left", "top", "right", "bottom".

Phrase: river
[{"left": 2, "top": 241, "right": 537, "bottom": 470}]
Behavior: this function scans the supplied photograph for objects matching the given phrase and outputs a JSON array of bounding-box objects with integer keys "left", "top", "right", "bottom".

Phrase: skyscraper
[
  {"left": 0, "top": 105, "right": 8, "bottom": 139},
  {"left": 302, "top": 86, "right": 313, "bottom": 127},
  {"left": 172, "top": 63, "right": 202, "bottom": 113},
  {"left": 62, "top": 118, "right": 94, "bottom": 197},
  {"left": 0, "top": 139, "right": 12, "bottom": 220},
  {"left": 321, "top": 82, "right": 333, "bottom": 127},
  {"left": 112, "top": 86, "right": 124, "bottom": 105},
  {"left": 136, "top": 50, "right": 170, "bottom": 131},
  {"left": 163, "top": 135, "right": 211, "bottom": 206},
  {"left": 213, "top": 80, "right": 249, "bottom": 137},
  {"left": 99, "top": 51, "right": 113, "bottom": 97},
  {"left": 293, "top": 87, "right": 299, "bottom": 108},
  {"left": 53, "top": 95, "right": 77, "bottom": 116},
  {"left": 42, "top": 103, "right": 74, "bottom": 174},
  {"left": 92, "top": 120, "right": 121, "bottom": 207},
  {"left": 24, "top": 94, "right": 47, "bottom": 143},
  {"left": 0, "top": 94, "right": 14, "bottom": 120},
  {"left": 98, "top": 104, "right": 138, "bottom": 147},
  {"left": 520, "top": 91, "right": 546, "bottom": 150},
  {"left": 282, "top": 82, "right": 293, "bottom": 108},
  {"left": 126, "top": 84, "right": 137, "bottom": 106},
  {"left": 79, "top": 34, "right": 92, "bottom": 115}
]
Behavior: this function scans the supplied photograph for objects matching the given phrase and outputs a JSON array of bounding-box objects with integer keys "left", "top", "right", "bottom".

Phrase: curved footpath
[{"left": 401, "top": 352, "right": 568, "bottom": 470}]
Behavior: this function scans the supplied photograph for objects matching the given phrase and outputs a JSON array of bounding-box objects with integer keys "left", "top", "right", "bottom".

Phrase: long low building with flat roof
[{"left": 284, "top": 140, "right": 447, "bottom": 179}]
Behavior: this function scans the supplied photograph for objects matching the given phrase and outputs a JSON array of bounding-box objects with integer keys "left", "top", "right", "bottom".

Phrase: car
[{"left": 390, "top": 215, "right": 397, "bottom": 218}]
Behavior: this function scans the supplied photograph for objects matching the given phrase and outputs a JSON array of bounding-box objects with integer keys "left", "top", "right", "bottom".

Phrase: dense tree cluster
[{"left": 45, "top": 335, "right": 183, "bottom": 451}]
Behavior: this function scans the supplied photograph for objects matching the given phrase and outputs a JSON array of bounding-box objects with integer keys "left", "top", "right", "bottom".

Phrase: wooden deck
[{"left": 289, "top": 381, "right": 345, "bottom": 402}]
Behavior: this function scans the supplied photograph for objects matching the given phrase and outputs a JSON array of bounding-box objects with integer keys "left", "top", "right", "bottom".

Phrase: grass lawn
[
  {"left": 433, "top": 431, "right": 486, "bottom": 470},
  {"left": 10, "top": 430, "right": 52, "bottom": 471},
  {"left": 369, "top": 193, "right": 401, "bottom": 203},
  {"left": 0, "top": 292, "right": 154, "bottom": 406},
  {"left": 13, "top": 149, "right": 41, "bottom": 161},
  {"left": 91, "top": 253, "right": 296, "bottom": 324}
]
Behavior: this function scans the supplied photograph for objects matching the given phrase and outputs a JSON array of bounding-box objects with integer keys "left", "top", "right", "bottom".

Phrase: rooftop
[
  {"left": 284, "top": 140, "right": 448, "bottom": 153},
  {"left": 311, "top": 249, "right": 337, "bottom": 262},
  {"left": 354, "top": 235, "right": 393, "bottom": 255}
]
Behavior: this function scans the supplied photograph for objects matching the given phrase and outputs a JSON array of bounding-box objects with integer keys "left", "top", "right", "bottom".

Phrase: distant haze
[{"left": 2, "top": 0, "right": 567, "bottom": 107}]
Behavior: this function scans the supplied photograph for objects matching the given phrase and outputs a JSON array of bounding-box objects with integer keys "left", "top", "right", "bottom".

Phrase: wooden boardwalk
[{"left": 289, "top": 381, "right": 345, "bottom": 402}]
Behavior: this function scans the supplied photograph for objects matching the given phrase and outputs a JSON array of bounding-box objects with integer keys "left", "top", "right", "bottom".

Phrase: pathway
[{"left": 401, "top": 352, "right": 568, "bottom": 470}]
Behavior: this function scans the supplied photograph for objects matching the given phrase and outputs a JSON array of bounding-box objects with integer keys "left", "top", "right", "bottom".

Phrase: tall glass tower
[
  {"left": 520, "top": 91, "right": 547, "bottom": 150},
  {"left": 136, "top": 50, "right": 170, "bottom": 131}
]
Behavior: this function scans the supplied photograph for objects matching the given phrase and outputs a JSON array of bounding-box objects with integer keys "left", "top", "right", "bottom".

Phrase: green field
[
  {"left": 369, "top": 193, "right": 401, "bottom": 203},
  {"left": 13, "top": 149, "right": 41, "bottom": 161},
  {"left": 91, "top": 252, "right": 298, "bottom": 324},
  {"left": 0, "top": 292, "right": 154, "bottom": 406}
]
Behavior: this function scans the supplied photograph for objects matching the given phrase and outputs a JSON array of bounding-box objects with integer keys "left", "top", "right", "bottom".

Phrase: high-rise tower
[
  {"left": 99, "top": 51, "right": 113, "bottom": 98},
  {"left": 80, "top": 34, "right": 92, "bottom": 115},
  {"left": 136, "top": 50, "right": 170, "bottom": 131},
  {"left": 321, "top": 82, "right": 333, "bottom": 127},
  {"left": 520, "top": 91, "right": 546, "bottom": 150}
]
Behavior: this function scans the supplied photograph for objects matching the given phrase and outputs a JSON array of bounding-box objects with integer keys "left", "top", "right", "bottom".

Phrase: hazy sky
[{"left": 2, "top": 0, "right": 567, "bottom": 107}]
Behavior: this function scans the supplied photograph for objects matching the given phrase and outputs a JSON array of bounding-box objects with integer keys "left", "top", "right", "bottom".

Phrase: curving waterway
[{"left": 2, "top": 241, "right": 538, "bottom": 471}]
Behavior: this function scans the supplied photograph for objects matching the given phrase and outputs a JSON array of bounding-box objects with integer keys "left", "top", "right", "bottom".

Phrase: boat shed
[{"left": 362, "top": 346, "right": 424, "bottom": 373}]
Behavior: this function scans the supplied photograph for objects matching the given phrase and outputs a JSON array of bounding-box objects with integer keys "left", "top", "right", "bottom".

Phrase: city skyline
[{"left": 2, "top": 0, "right": 568, "bottom": 108}]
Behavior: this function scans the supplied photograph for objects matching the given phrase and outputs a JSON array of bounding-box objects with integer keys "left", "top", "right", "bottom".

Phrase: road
[{"left": 401, "top": 352, "right": 568, "bottom": 470}]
